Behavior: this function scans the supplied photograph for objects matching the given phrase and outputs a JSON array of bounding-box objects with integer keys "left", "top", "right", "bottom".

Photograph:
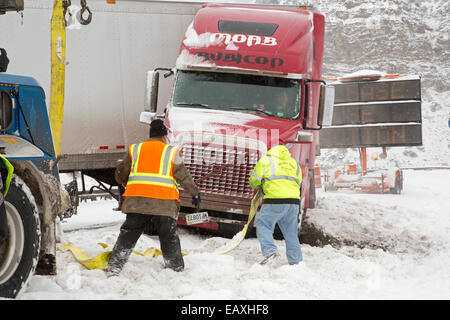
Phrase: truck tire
[{"left": 0, "top": 175, "right": 40, "bottom": 299}]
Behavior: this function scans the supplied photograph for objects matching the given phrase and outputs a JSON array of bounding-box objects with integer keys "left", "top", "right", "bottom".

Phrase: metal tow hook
[
  {"left": 62, "top": 0, "right": 71, "bottom": 26},
  {"left": 78, "top": 0, "right": 92, "bottom": 25}
]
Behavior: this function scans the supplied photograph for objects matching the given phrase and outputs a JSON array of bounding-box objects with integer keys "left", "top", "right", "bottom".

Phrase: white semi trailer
[{"left": 1, "top": 0, "right": 202, "bottom": 185}]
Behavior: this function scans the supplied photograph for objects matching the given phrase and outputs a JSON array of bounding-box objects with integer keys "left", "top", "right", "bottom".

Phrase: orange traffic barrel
[{"left": 314, "top": 166, "right": 322, "bottom": 188}]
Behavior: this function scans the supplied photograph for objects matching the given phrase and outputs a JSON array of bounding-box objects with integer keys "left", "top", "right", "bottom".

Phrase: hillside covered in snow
[{"left": 258, "top": 0, "right": 449, "bottom": 169}]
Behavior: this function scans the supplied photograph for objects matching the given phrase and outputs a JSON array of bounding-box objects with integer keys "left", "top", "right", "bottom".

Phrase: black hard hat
[{"left": 149, "top": 119, "right": 168, "bottom": 138}]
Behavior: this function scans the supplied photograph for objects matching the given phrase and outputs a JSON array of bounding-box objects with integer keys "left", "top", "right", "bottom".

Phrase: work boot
[
  {"left": 164, "top": 257, "right": 184, "bottom": 272},
  {"left": 105, "top": 247, "right": 132, "bottom": 277},
  {"left": 259, "top": 252, "right": 280, "bottom": 265},
  {"left": 35, "top": 254, "right": 57, "bottom": 275}
]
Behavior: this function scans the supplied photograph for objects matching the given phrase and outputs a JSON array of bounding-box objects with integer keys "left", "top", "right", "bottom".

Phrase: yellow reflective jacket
[
  {"left": 0, "top": 154, "right": 14, "bottom": 197},
  {"left": 249, "top": 145, "right": 302, "bottom": 200}
]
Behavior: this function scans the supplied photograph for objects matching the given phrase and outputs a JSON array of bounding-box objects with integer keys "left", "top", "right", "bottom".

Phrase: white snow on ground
[{"left": 18, "top": 169, "right": 450, "bottom": 300}]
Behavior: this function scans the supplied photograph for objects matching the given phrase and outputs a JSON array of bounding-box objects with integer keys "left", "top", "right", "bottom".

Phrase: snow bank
[{"left": 307, "top": 170, "right": 449, "bottom": 256}]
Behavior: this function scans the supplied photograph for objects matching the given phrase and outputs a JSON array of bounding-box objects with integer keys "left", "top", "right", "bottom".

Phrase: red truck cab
[{"left": 143, "top": 3, "right": 334, "bottom": 233}]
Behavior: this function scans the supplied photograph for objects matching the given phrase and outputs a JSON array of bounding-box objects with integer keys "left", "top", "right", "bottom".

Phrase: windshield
[{"left": 172, "top": 70, "right": 301, "bottom": 119}]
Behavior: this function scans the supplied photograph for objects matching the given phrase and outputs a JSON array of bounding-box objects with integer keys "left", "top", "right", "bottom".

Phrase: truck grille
[{"left": 180, "top": 143, "right": 260, "bottom": 199}]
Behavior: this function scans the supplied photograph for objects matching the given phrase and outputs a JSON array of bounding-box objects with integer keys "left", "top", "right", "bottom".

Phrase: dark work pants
[{"left": 108, "top": 213, "right": 184, "bottom": 272}]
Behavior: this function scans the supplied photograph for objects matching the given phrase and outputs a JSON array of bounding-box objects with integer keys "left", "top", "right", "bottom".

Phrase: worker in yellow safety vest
[
  {"left": 249, "top": 141, "right": 303, "bottom": 265},
  {"left": 105, "top": 119, "right": 200, "bottom": 276},
  {"left": 0, "top": 154, "right": 14, "bottom": 247}
]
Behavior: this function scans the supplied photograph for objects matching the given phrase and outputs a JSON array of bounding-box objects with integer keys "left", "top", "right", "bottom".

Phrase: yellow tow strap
[
  {"left": 59, "top": 242, "right": 164, "bottom": 270},
  {"left": 49, "top": 0, "right": 67, "bottom": 156},
  {"left": 215, "top": 189, "right": 263, "bottom": 254},
  {"left": 60, "top": 189, "right": 264, "bottom": 270}
]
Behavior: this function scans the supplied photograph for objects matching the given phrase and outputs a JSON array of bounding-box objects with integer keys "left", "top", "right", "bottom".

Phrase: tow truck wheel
[{"left": 0, "top": 176, "right": 40, "bottom": 299}]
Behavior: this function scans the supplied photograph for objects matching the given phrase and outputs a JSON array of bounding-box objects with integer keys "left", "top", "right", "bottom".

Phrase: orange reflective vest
[{"left": 123, "top": 140, "right": 180, "bottom": 201}]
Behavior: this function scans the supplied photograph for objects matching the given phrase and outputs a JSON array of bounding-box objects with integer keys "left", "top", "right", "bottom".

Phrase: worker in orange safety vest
[{"left": 105, "top": 119, "right": 200, "bottom": 276}]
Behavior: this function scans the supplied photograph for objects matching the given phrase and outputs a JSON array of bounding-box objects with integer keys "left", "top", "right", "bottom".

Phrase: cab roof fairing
[{"left": 176, "top": 4, "right": 320, "bottom": 77}]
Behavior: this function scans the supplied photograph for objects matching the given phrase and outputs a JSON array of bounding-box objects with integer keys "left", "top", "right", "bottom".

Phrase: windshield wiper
[
  {"left": 175, "top": 102, "right": 211, "bottom": 109},
  {"left": 228, "top": 106, "right": 272, "bottom": 116}
]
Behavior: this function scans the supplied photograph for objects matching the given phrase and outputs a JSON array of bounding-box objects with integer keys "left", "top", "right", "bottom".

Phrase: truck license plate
[{"left": 185, "top": 212, "right": 209, "bottom": 225}]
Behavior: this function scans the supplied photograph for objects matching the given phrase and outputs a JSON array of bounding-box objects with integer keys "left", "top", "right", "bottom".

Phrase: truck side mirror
[
  {"left": 144, "top": 70, "right": 159, "bottom": 113},
  {"left": 318, "top": 84, "right": 335, "bottom": 127}
]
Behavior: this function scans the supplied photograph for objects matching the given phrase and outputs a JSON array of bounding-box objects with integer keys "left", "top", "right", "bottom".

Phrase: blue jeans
[{"left": 256, "top": 203, "right": 302, "bottom": 265}]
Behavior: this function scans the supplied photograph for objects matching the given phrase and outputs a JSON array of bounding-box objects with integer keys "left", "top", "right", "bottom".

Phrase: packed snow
[{"left": 17, "top": 169, "right": 450, "bottom": 300}]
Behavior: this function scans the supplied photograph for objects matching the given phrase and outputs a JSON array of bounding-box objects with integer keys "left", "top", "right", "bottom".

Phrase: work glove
[{"left": 192, "top": 194, "right": 201, "bottom": 212}]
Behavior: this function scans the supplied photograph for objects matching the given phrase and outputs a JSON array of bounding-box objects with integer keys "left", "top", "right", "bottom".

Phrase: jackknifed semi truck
[
  {"left": 0, "top": 0, "right": 335, "bottom": 233},
  {"left": 142, "top": 2, "right": 335, "bottom": 232}
]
